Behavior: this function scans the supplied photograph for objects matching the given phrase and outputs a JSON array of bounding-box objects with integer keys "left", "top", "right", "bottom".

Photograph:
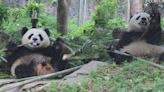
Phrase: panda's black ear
[
  {"left": 21, "top": 27, "right": 28, "bottom": 35},
  {"left": 44, "top": 28, "right": 50, "bottom": 36},
  {"left": 56, "top": 37, "right": 64, "bottom": 43},
  {"left": 130, "top": 15, "right": 133, "bottom": 19}
]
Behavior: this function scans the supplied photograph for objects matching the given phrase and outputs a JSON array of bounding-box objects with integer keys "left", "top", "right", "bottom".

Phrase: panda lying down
[
  {"left": 6, "top": 27, "right": 71, "bottom": 78},
  {"left": 108, "top": 12, "right": 163, "bottom": 64}
]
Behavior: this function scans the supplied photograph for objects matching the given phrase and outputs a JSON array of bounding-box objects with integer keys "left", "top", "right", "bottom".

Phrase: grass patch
[{"left": 42, "top": 61, "right": 164, "bottom": 92}]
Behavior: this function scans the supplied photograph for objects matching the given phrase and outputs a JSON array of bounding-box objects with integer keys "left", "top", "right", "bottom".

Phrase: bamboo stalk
[
  {"left": 110, "top": 50, "right": 164, "bottom": 70},
  {"left": 0, "top": 65, "right": 81, "bottom": 92}
]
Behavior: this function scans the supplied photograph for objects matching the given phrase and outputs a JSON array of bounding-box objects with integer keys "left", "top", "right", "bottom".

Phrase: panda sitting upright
[
  {"left": 108, "top": 12, "right": 164, "bottom": 64},
  {"left": 6, "top": 27, "right": 71, "bottom": 78}
]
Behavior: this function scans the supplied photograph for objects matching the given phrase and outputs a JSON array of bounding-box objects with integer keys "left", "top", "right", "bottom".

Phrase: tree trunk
[
  {"left": 131, "top": 0, "right": 143, "bottom": 15},
  {"left": 126, "top": 0, "right": 131, "bottom": 22},
  {"left": 57, "top": 0, "right": 68, "bottom": 36},
  {"left": 126, "top": 0, "right": 143, "bottom": 22}
]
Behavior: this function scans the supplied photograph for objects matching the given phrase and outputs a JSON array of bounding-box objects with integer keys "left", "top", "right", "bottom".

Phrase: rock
[{"left": 59, "top": 60, "right": 108, "bottom": 84}]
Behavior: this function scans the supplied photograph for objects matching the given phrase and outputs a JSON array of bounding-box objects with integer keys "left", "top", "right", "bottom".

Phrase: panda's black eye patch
[
  {"left": 39, "top": 34, "right": 43, "bottom": 41},
  {"left": 28, "top": 34, "right": 34, "bottom": 39},
  {"left": 136, "top": 16, "right": 141, "bottom": 20}
]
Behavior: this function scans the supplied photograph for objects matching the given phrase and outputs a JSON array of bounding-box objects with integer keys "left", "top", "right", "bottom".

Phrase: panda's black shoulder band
[{"left": 44, "top": 28, "right": 50, "bottom": 36}]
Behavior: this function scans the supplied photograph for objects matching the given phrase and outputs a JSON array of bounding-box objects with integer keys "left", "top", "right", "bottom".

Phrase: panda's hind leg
[
  {"left": 109, "top": 51, "right": 133, "bottom": 64},
  {"left": 157, "top": 53, "right": 164, "bottom": 63},
  {"left": 14, "top": 64, "right": 35, "bottom": 78}
]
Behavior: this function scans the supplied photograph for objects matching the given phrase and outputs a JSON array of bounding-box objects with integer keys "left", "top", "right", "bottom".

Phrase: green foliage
[
  {"left": 38, "top": 13, "right": 59, "bottom": 39},
  {"left": 64, "top": 21, "right": 114, "bottom": 64},
  {"left": 0, "top": 5, "right": 8, "bottom": 27},
  {"left": 2, "top": 8, "right": 31, "bottom": 42},
  {"left": 107, "top": 17, "right": 127, "bottom": 30},
  {"left": 2, "top": 4, "right": 59, "bottom": 42},
  {"left": 67, "top": 19, "right": 81, "bottom": 37},
  {"left": 46, "top": 61, "right": 164, "bottom": 92},
  {"left": 46, "top": 82, "right": 80, "bottom": 92},
  {"left": 82, "top": 28, "right": 113, "bottom": 60},
  {"left": 67, "top": 20, "right": 94, "bottom": 38},
  {"left": 63, "top": 0, "right": 126, "bottom": 63},
  {"left": 51, "top": 0, "right": 57, "bottom": 5},
  {"left": 25, "top": 0, "right": 44, "bottom": 18},
  {"left": 93, "top": 0, "right": 118, "bottom": 28},
  {"left": 26, "top": 0, "right": 43, "bottom": 11}
]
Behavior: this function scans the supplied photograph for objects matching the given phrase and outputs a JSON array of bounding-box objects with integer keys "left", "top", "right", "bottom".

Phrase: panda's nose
[
  {"left": 141, "top": 17, "right": 146, "bottom": 21},
  {"left": 33, "top": 38, "right": 38, "bottom": 41}
]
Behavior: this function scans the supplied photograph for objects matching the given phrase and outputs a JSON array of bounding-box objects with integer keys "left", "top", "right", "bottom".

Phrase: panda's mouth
[
  {"left": 139, "top": 21, "right": 148, "bottom": 26},
  {"left": 31, "top": 42, "right": 40, "bottom": 46}
]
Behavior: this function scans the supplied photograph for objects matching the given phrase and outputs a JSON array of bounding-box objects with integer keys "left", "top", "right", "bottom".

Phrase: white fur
[
  {"left": 120, "top": 40, "right": 164, "bottom": 58},
  {"left": 11, "top": 59, "right": 22, "bottom": 77},
  {"left": 128, "top": 13, "right": 150, "bottom": 31},
  {"left": 62, "top": 54, "right": 72, "bottom": 60},
  {"left": 11, "top": 54, "right": 51, "bottom": 77},
  {"left": 22, "top": 28, "right": 50, "bottom": 49}
]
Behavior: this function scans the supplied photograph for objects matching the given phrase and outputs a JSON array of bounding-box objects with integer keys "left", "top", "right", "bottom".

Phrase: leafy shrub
[
  {"left": 25, "top": 0, "right": 44, "bottom": 18},
  {"left": 67, "top": 20, "right": 94, "bottom": 38},
  {"left": 93, "top": 0, "right": 118, "bottom": 28},
  {"left": 2, "top": 2, "right": 59, "bottom": 42},
  {"left": 0, "top": 5, "right": 8, "bottom": 27},
  {"left": 2, "top": 8, "right": 31, "bottom": 42},
  {"left": 107, "top": 17, "right": 127, "bottom": 30},
  {"left": 38, "top": 13, "right": 59, "bottom": 39}
]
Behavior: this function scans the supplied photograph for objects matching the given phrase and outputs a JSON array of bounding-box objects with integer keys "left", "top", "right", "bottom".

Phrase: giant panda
[
  {"left": 128, "top": 13, "right": 150, "bottom": 32},
  {"left": 6, "top": 27, "right": 71, "bottom": 78},
  {"left": 108, "top": 12, "right": 164, "bottom": 64}
]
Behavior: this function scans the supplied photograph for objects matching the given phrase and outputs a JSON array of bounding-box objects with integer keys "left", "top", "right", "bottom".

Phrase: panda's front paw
[
  {"left": 6, "top": 41, "right": 18, "bottom": 51},
  {"left": 113, "top": 53, "right": 133, "bottom": 64},
  {"left": 157, "top": 53, "right": 164, "bottom": 64}
]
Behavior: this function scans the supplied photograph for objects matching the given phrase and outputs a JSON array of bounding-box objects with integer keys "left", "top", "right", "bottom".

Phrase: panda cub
[
  {"left": 6, "top": 27, "right": 71, "bottom": 78},
  {"left": 109, "top": 12, "right": 164, "bottom": 64}
]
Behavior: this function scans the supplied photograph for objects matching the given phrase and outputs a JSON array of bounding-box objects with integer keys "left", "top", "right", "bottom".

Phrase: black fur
[
  {"left": 108, "top": 31, "right": 143, "bottom": 64},
  {"left": 109, "top": 30, "right": 161, "bottom": 64},
  {"left": 6, "top": 40, "right": 68, "bottom": 78},
  {"left": 108, "top": 11, "right": 162, "bottom": 64},
  {"left": 158, "top": 53, "right": 164, "bottom": 63},
  {"left": 6, "top": 28, "right": 69, "bottom": 78},
  {"left": 21, "top": 27, "right": 28, "bottom": 35},
  {"left": 108, "top": 51, "right": 133, "bottom": 64},
  {"left": 14, "top": 62, "right": 35, "bottom": 78},
  {"left": 115, "top": 31, "right": 143, "bottom": 50},
  {"left": 144, "top": 3, "right": 162, "bottom": 45},
  {"left": 44, "top": 28, "right": 50, "bottom": 36},
  {"left": 146, "top": 12, "right": 161, "bottom": 45}
]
